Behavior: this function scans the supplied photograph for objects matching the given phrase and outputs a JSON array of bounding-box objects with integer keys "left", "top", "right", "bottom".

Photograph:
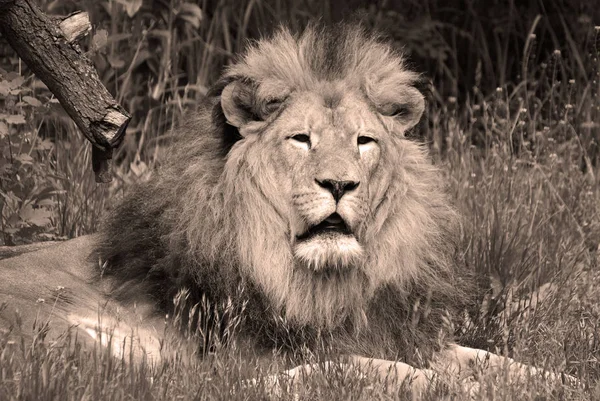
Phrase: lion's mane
[{"left": 97, "top": 23, "right": 466, "bottom": 365}]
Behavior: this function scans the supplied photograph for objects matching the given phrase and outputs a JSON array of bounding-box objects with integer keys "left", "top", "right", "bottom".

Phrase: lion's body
[
  {"left": 0, "top": 236, "right": 99, "bottom": 341},
  {"left": 0, "top": 236, "right": 164, "bottom": 359},
  {"left": 1, "top": 22, "right": 467, "bottom": 365},
  {"left": 0, "top": 23, "right": 574, "bottom": 391},
  {"left": 90, "top": 24, "right": 464, "bottom": 365}
]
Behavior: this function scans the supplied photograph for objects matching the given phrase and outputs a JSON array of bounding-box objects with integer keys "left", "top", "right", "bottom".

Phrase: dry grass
[{"left": 1, "top": 0, "right": 599, "bottom": 399}]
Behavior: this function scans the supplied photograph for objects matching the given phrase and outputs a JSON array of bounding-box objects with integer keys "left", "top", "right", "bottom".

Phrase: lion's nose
[{"left": 316, "top": 179, "right": 359, "bottom": 202}]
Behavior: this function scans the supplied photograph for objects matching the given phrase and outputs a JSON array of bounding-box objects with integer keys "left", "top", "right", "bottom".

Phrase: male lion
[{"left": 0, "top": 24, "right": 572, "bottom": 393}]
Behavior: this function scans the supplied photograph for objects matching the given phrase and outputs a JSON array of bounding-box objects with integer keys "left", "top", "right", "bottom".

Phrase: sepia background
[{"left": 1, "top": 0, "right": 600, "bottom": 399}]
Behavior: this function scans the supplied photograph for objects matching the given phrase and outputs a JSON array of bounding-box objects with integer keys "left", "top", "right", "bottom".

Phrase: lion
[{"left": 0, "top": 23, "right": 574, "bottom": 394}]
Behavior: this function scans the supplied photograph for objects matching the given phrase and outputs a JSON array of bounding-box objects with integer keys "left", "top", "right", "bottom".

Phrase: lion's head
[{"left": 99, "top": 24, "right": 460, "bottom": 340}]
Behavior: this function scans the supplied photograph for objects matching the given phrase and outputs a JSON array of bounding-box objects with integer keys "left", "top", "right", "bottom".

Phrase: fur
[{"left": 96, "top": 23, "right": 466, "bottom": 366}]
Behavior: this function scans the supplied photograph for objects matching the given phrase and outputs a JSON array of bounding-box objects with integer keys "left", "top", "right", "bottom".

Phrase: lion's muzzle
[
  {"left": 296, "top": 213, "right": 351, "bottom": 240},
  {"left": 294, "top": 212, "right": 364, "bottom": 271}
]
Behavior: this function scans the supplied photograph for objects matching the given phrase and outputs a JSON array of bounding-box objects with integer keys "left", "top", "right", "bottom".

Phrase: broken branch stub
[
  {"left": 0, "top": 0, "right": 131, "bottom": 183},
  {"left": 58, "top": 11, "right": 91, "bottom": 43}
]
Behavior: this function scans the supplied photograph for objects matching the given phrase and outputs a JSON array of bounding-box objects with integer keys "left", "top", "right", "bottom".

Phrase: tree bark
[{"left": 0, "top": 0, "right": 130, "bottom": 183}]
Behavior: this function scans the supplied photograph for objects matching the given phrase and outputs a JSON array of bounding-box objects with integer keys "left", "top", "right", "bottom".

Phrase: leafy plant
[{"left": 0, "top": 68, "right": 60, "bottom": 244}]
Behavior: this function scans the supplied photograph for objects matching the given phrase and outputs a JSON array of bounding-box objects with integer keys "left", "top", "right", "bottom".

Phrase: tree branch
[{"left": 0, "top": 0, "right": 130, "bottom": 182}]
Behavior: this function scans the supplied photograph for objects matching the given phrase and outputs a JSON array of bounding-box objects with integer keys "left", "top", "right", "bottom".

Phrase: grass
[{"left": 1, "top": 0, "right": 600, "bottom": 399}]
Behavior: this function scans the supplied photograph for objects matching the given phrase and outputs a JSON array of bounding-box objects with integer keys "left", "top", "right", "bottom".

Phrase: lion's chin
[{"left": 293, "top": 234, "right": 363, "bottom": 271}]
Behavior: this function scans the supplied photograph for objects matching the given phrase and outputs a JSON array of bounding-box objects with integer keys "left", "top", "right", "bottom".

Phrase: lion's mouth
[{"left": 297, "top": 213, "right": 352, "bottom": 241}]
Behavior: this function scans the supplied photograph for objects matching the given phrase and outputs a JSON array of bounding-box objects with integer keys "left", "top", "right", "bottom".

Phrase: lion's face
[
  {"left": 190, "top": 26, "right": 455, "bottom": 329},
  {"left": 257, "top": 89, "right": 390, "bottom": 271}
]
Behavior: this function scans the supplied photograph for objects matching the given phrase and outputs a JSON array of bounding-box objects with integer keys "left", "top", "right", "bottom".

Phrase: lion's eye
[
  {"left": 290, "top": 133, "right": 311, "bottom": 145},
  {"left": 357, "top": 136, "right": 376, "bottom": 145}
]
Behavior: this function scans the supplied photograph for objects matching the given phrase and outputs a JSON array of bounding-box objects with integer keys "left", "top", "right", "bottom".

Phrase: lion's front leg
[
  {"left": 346, "top": 356, "right": 436, "bottom": 389},
  {"left": 259, "top": 356, "right": 438, "bottom": 396},
  {"left": 433, "top": 344, "right": 578, "bottom": 386},
  {"left": 284, "top": 356, "right": 435, "bottom": 386}
]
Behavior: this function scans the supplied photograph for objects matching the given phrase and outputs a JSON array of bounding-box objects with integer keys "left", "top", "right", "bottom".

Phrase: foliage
[
  {"left": 0, "top": 66, "right": 110, "bottom": 244},
  {"left": 0, "top": 69, "right": 51, "bottom": 244}
]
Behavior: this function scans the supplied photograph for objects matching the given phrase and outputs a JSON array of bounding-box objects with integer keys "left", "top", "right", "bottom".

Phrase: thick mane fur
[{"left": 96, "top": 23, "right": 466, "bottom": 365}]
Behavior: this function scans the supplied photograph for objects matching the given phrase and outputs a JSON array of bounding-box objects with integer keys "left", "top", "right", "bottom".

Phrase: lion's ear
[
  {"left": 377, "top": 86, "right": 425, "bottom": 131},
  {"left": 219, "top": 79, "right": 290, "bottom": 130},
  {"left": 220, "top": 81, "right": 258, "bottom": 128}
]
